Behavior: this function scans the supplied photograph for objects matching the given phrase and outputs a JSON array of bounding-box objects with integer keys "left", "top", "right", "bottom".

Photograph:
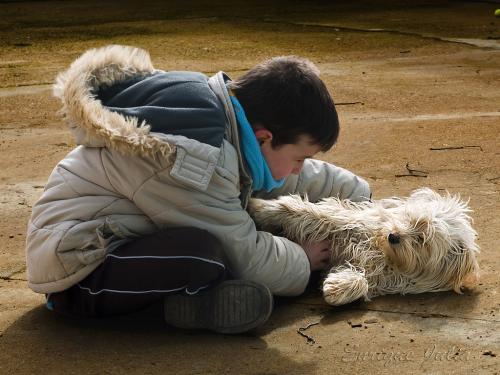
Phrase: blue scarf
[{"left": 229, "top": 96, "right": 285, "bottom": 192}]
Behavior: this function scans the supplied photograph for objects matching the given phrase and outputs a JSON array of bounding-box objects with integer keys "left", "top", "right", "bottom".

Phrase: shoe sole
[{"left": 164, "top": 280, "right": 273, "bottom": 334}]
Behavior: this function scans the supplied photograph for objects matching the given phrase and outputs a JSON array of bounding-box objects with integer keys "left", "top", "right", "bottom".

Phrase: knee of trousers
[
  {"left": 158, "top": 227, "right": 228, "bottom": 264},
  {"left": 163, "top": 227, "right": 229, "bottom": 285}
]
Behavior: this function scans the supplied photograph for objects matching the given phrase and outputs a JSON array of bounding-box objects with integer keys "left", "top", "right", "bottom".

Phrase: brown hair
[{"left": 227, "top": 56, "right": 339, "bottom": 151}]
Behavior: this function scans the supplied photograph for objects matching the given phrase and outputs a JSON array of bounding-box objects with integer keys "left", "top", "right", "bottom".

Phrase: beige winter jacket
[{"left": 26, "top": 45, "right": 370, "bottom": 296}]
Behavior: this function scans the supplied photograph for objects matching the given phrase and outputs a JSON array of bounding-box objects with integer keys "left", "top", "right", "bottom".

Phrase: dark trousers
[{"left": 46, "top": 227, "right": 229, "bottom": 317}]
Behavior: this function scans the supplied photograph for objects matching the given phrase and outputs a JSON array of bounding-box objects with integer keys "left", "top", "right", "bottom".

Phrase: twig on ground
[
  {"left": 297, "top": 321, "right": 320, "bottom": 344},
  {"left": 395, "top": 163, "right": 428, "bottom": 178},
  {"left": 430, "top": 145, "right": 483, "bottom": 151},
  {"left": 336, "top": 101, "right": 364, "bottom": 106},
  {"left": 301, "top": 321, "right": 320, "bottom": 331}
]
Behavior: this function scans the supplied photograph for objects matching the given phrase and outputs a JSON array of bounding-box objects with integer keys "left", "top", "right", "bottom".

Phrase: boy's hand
[{"left": 301, "top": 240, "right": 331, "bottom": 271}]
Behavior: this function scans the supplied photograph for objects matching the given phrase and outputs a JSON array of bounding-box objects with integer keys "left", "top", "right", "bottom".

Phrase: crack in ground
[
  {"left": 350, "top": 112, "right": 500, "bottom": 122},
  {"left": 292, "top": 301, "right": 500, "bottom": 323},
  {"left": 356, "top": 307, "right": 500, "bottom": 324},
  {"left": 261, "top": 19, "right": 500, "bottom": 50},
  {"left": 5, "top": 13, "right": 499, "bottom": 50},
  {"left": 0, "top": 277, "right": 27, "bottom": 281}
]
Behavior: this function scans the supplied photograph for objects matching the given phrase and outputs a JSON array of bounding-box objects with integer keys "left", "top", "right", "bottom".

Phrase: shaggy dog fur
[{"left": 248, "top": 188, "right": 480, "bottom": 306}]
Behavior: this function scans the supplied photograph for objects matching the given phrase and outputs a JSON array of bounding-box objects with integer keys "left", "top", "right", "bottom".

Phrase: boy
[{"left": 26, "top": 45, "right": 370, "bottom": 334}]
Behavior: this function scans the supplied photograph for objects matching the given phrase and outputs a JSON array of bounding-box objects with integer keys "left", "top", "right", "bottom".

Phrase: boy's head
[{"left": 228, "top": 56, "right": 339, "bottom": 179}]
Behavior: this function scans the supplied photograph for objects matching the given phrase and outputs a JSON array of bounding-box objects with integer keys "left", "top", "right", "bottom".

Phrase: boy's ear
[{"left": 254, "top": 128, "right": 273, "bottom": 145}]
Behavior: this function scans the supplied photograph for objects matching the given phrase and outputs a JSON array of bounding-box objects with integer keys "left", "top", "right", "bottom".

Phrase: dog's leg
[
  {"left": 246, "top": 197, "right": 290, "bottom": 234},
  {"left": 248, "top": 196, "right": 335, "bottom": 243},
  {"left": 322, "top": 266, "right": 369, "bottom": 306}
]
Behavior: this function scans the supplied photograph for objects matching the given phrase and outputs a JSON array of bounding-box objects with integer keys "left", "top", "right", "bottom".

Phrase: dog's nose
[{"left": 388, "top": 233, "right": 400, "bottom": 244}]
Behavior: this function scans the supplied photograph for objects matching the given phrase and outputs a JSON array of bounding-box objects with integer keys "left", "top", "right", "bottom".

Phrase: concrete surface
[{"left": 0, "top": 1, "right": 499, "bottom": 374}]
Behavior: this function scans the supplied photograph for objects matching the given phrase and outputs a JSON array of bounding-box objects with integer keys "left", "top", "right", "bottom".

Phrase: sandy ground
[{"left": 0, "top": 1, "right": 499, "bottom": 374}]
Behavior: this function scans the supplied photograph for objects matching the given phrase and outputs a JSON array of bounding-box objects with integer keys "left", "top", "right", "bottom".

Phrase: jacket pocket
[
  {"left": 75, "top": 218, "right": 125, "bottom": 265},
  {"left": 96, "top": 219, "right": 118, "bottom": 247},
  {"left": 57, "top": 219, "right": 116, "bottom": 269}
]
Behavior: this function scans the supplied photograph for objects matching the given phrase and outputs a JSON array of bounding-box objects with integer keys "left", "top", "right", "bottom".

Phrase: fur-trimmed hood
[
  {"left": 53, "top": 44, "right": 247, "bottom": 196},
  {"left": 54, "top": 45, "right": 176, "bottom": 157}
]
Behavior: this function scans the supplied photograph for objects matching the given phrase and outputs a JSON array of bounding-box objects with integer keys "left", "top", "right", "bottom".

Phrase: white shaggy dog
[{"left": 248, "top": 188, "right": 480, "bottom": 306}]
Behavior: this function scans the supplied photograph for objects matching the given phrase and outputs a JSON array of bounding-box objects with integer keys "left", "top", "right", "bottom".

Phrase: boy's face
[{"left": 255, "top": 130, "right": 322, "bottom": 180}]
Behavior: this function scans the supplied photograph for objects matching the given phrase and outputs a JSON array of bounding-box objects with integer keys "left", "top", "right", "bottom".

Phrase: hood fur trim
[{"left": 53, "top": 45, "right": 175, "bottom": 157}]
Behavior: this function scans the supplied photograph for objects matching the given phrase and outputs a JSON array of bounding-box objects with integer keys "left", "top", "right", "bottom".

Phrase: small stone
[
  {"left": 9, "top": 235, "right": 14, "bottom": 239},
  {"left": 364, "top": 318, "right": 379, "bottom": 324}
]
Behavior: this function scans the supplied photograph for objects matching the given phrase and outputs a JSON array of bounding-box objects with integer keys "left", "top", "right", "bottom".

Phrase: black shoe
[{"left": 164, "top": 280, "right": 273, "bottom": 334}]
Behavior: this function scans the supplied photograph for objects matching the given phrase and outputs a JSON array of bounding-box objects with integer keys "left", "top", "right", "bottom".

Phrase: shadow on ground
[
  {"left": 0, "top": 278, "right": 492, "bottom": 374},
  {"left": 1, "top": 303, "right": 317, "bottom": 374}
]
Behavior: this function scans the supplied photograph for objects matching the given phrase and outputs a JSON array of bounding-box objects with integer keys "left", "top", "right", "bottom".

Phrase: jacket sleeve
[
  {"left": 254, "top": 158, "right": 371, "bottom": 203},
  {"left": 130, "top": 148, "right": 311, "bottom": 296}
]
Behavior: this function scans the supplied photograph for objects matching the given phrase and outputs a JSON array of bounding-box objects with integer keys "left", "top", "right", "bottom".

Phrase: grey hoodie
[{"left": 26, "top": 45, "right": 370, "bottom": 296}]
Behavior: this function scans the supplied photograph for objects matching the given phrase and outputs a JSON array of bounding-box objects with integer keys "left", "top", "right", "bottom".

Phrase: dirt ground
[{"left": 0, "top": 1, "right": 499, "bottom": 374}]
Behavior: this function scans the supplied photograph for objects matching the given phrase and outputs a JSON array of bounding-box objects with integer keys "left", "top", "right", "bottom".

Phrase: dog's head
[{"left": 378, "top": 188, "right": 480, "bottom": 293}]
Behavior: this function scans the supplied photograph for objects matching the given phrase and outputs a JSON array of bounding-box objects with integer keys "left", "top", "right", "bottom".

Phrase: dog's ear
[
  {"left": 411, "top": 216, "right": 430, "bottom": 231},
  {"left": 410, "top": 216, "right": 433, "bottom": 243}
]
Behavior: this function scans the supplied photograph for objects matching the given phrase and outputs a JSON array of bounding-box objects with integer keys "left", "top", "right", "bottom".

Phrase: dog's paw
[{"left": 322, "top": 268, "right": 369, "bottom": 306}]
